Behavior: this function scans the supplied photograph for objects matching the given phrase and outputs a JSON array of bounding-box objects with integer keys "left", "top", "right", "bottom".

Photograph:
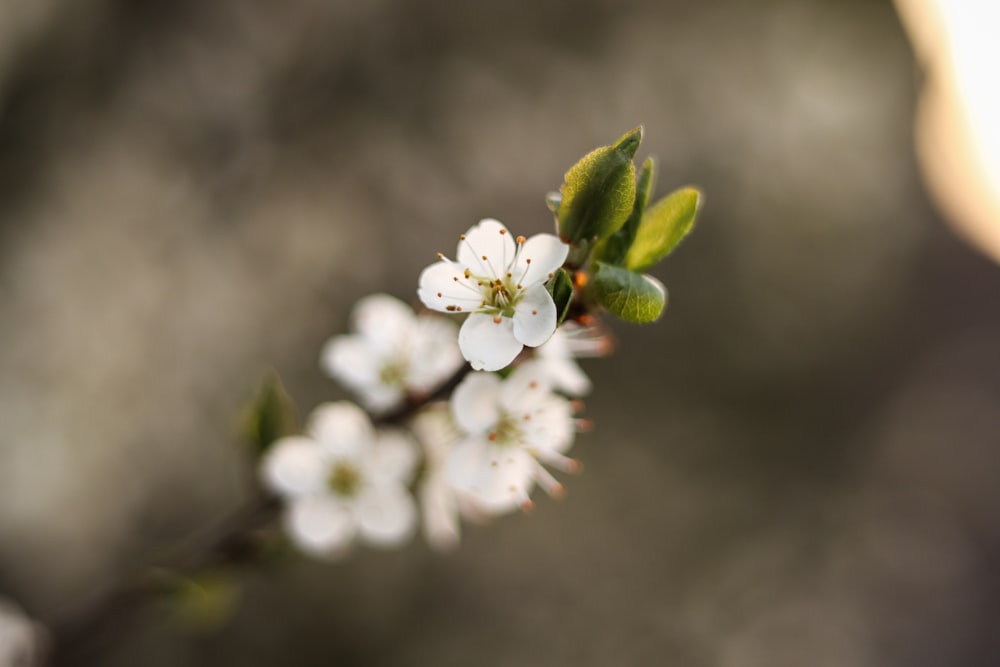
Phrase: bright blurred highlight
[{"left": 896, "top": 0, "right": 1000, "bottom": 263}]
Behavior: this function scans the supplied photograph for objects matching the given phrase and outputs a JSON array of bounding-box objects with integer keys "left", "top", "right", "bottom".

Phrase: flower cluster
[
  {"left": 262, "top": 217, "right": 607, "bottom": 557},
  {"left": 255, "top": 126, "right": 700, "bottom": 560}
]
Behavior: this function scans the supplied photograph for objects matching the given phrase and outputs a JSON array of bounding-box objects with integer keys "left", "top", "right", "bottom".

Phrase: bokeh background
[{"left": 2, "top": 0, "right": 999, "bottom": 665}]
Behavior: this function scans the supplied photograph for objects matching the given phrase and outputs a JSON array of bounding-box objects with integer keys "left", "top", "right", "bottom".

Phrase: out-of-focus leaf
[
  {"left": 158, "top": 570, "right": 241, "bottom": 634},
  {"left": 242, "top": 371, "right": 297, "bottom": 455}
]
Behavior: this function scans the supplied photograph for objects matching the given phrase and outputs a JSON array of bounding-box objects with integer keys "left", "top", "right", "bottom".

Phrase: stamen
[
  {"left": 446, "top": 305, "right": 457, "bottom": 312},
  {"left": 536, "top": 450, "right": 582, "bottom": 474},
  {"left": 532, "top": 460, "right": 565, "bottom": 499},
  {"left": 499, "top": 229, "right": 506, "bottom": 235},
  {"left": 531, "top": 310, "right": 538, "bottom": 315},
  {"left": 516, "top": 236, "right": 526, "bottom": 244},
  {"left": 437, "top": 292, "right": 442, "bottom": 297},
  {"left": 575, "top": 418, "right": 594, "bottom": 433},
  {"left": 460, "top": 234, "right": 466, "bottom": 240},
  {"left": 488, "top": 432, "right": 498, "bottom": 441},
  {"left": 493, "top": 316, "right": 502, "bottom": 324},
  {"left": 570, "top": 399, "right": 585, "bottom": 413}
]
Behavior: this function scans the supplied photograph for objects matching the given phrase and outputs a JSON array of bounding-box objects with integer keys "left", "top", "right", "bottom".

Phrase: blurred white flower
[
  {"left": 446, "top": 361, "right": 578, "bottom": 514},
  {"left": 534, "top": 322, "right": 611, "bottom": 396},
  {"left": 0, "top": 597, "right": 42, "bottom": 667},
  {"left": 260, "top": 402, "right": 417, "bottom": 559},
  {"left": 418, "top": 219, "right": 569, "bottom": 371},
  {"left": 320, "top": 294, "right": 462, "bottom": 414},
  {"left": 410, "top": 404, "right": 496, "bottom": 550}
]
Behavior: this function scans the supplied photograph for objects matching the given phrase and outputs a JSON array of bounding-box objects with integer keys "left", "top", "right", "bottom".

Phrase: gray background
[{"left": 2, "top": 0, "right": 999, "bottom": 665}]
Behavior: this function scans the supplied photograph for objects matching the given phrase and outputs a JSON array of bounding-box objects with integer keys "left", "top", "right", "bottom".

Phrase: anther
[
  {"left": 499, "top": 229, "right": 507, "bottom": 235},
  {"left": 570, "top": 399, "right": 585, "bottom": 413},
  {"left": 436, "top": 253, "right": 444, "bottom": 259},
  {"left": 437, "top": 292, "right": 442, "bottom": 297},
  {"left": 481, "top": 255, "right": 488, "bottom": 261},
  {"left": 528, "top": 381, "right": 538, "bottom": 389},
  {"left": 460, "top": 234, "right": 466, "bottom": 240},
  {"left": 493, "top": 316, "right": 502, "bottom": 324},
  {"left": 548, "top": 272, "right": 554, "bottom": 279},
  {"left": 526, "top": 258, "right": 532, "bottom": 264},
  {"left": 446, "top": 305, "right": 457, "bottom": 312},
  {"left": 531, "top": 310, "right": 538, "bottom": 315},
  {"left": 456, "top": 306, "right": 462, "bottom": 312},
  {"left": 516, "top": 235, "right": 526, "bottom": 244},
  {"left": 488, "top": 432, "right": 498, "bottom": 441}
]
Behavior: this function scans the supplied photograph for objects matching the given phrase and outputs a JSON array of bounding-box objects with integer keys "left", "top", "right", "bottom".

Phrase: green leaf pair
[{"left": 554, "top": 126, "right": 702, "bottom": 325}]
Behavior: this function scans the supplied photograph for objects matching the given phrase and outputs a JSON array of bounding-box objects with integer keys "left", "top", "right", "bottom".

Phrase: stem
[{"left": 44, "top": 362, "right": 473, "bottom": 665}]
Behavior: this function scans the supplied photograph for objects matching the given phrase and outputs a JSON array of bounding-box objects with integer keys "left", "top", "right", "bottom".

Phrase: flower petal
[
  {"left": 451, "top": 371, "right": 502, "bottom": 435},
  {"left": 458, "top": 312, "right": 522, "bottom": 371},
  {"left": 512, "top": 284, "right": 557, "bottom": 347},
  {"left": 541, "top": 357, "right": 592, "bottom": 396},
  {"left": 307, "top": 402, "right": 374, "bottom": 460},
  {"left": 365, "top": 429, "right": 418, "bottom": 484},
  {"left": 512, "top": 233, "right": 568, "bottom": 287},
  {"left": 260, "top": 436, "right": 328, "bottom": 498},
  {"left": 419, "top": 473, "right": 460, "bottom": 550},
  {"left": 354, "top": 485, "right": 417, "bottom": 547},
  {"left": 417, "top": 260, "right": 486, "bottom": 313},
  {"left": 408, "top": 315, "right": 462, "bottom": 392},
  {"left": 350, "top": 293, "right": 416, "bottom": 352},
  {"left": 520, "top": 394, "right": 575, "bottom": 454},
  {"left": 446, "top": 438, "right": 534, "bottom": 514},
  {"left": 319, "top": 335, "right": 382, "bottom": 390},
  {"left": 498, "top": 360, "right": 552, "bottom": 412},
  {"left": 456, "top": 218, "right": 515, "bottom": 279},
  {"left": 285, "top": 494, "right": 356, "bottom": 558}
]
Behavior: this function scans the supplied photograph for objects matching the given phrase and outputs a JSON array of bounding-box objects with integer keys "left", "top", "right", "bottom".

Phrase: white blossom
[
  {"left": 418, "top": 219, "right": 569, "bottom": 371},
  {"left": 320, "top": 294, "right": 462, "bottom": 414},
  {"left": 410, "top": 404, "right": 498, "bottom": 550},
  {"left": 446, "top": 361, "right": 579, "bottom": 514},
  {"left": 534, "top": 322, "right": 611, "bottom": 396},
  {"left": 260, "top": 402, "right": 417, "bottom": 559},
  {"left": 0, "top": 597, "right": 43, "bottom": 667}
]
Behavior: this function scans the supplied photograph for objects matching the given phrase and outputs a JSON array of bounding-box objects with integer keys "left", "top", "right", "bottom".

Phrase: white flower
[
  {"left": 409, "top": 404, "right": 496, "bottom": 550},
  {"left": 0, "top": 597, "right": 43, "bottom": 667},
  {"left": 418, "top": 219, "right": 569, "bottom": 371},
  {"left": 534, "top": 322, "right": 611, "bottom": 396},
  {"left": 260, "top": 402, "right": 417, "bottom": 559},
  {"left": 446, "top": 361, "right": 579, "bottom": 514},
  {"left": 320, "top": 294, "right": 462, "bottom": 414}
]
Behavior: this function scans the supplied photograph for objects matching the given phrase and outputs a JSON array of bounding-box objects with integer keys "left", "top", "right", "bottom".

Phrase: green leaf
[
  {"left": 242, "top": 371, "right": 297, "bottom": 455},
  {"left": 546, "top": 268, "right": 574, "bottom": 326},
  {"left": 591, "top": 261, "right": 667, "bottom": 324},
  {"left": 157, "top": 570, "right": 242, "bottom": 634},
  {"left": 593, "top": 156, "right": 657, "bottom": 266},
  {"left": 624, "top": 186, "right": 702, "bottom": 272},
  {"left": 556, "top": 129, "right": 641, "bottom": 245}
]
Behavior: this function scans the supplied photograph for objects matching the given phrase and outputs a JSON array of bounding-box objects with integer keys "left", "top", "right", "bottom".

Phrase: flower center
[
  {"left": 488, "top": 412, "right": 523, "bottom": 446},
  {"left": 328, "top": 462, "right": 362, "bottom": 497},
  {"left": 379, "top": 358, "right": 409, "bottom": 387},
  {"left": 466, "top": 269, "right": 523, "bottom": 318}
]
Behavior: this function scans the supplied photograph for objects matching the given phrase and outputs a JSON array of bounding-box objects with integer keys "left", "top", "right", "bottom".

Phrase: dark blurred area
[{"left": 2, "top": 0, "right": 999, "bottom": 665}]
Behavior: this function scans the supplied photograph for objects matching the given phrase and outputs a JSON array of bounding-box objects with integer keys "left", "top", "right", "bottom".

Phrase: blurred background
[{"left": 1, "top": 0, "right": 999, "bottom": 665}]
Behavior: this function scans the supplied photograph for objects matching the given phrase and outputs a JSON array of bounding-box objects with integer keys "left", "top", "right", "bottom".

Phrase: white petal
[
  {"left": 350, "top": 293, "right": 415, "bottom": 351},
  {"left": 451, "top": 371, "right": 502, "bottom": 435},
  {"left": 408, "top": 315, "right": 462, "bottom": 391},
  {"left": 319, "top": 335, "right": 382, "bottom": 389},
  {"left": 286, "top": 495, "right": 356, "bottom": 558},
  {"left": 512, "top": 233, "right": 569, "bottom": 286},
  {"left": 446, "top": 439, "right": 534, "bottom": 514},
  {"left": 498, "top": 360, "right": 552, "bottom": 412},
  {"left": 520, "top": 394, "right": 575, "bottom": 454},
  {"left": 419, "top": 474, "right": 460, "bottom": 550},
  {"left": 307, "top": 402, "right": 374, "bottom": 460},
  {"left": 542, "top": 358, "right": 592, "bottom": 396},
  {"left": 417, "top": 260, "right": 486, "bottom": 312},
  {"left": 260, "top": 437, "right": 328, "bottom": 498},
  {"left": 512, "top": 284, "right": 557, "bottom": 348},
  {"left": 456, "top": 218, "right": 515, "bottom": 278},
  {"left": 364, "top": 429, "right": 418, "bottom": 484},
  {"left": 354, "top": 485, "right": 417, "bottom": 547},
  {"left": 458, "top": 312, "right": 523, "bottom": 371}
]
